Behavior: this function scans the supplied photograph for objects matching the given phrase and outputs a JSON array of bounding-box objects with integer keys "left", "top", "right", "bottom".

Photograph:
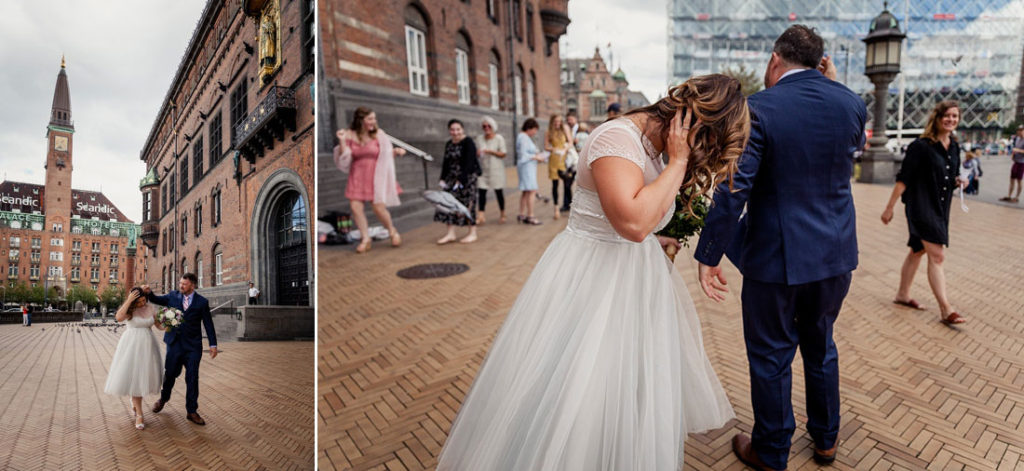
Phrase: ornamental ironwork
[{"left": 232, "top": 86, "right": 297, "bottom": 164}]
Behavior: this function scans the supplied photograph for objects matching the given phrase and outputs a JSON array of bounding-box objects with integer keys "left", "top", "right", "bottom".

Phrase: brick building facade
[
  {"left": 138, "top": 0, "right": 315, "bottom": 309},
  {"left": 561, "top": 47, "right": 650, "bottom": 126},
  {"left": 317, "top": 0, "right": 570, "bottom": 218},
  {"left": 1, "top": 62, "right": 141, "bottom": 307}
]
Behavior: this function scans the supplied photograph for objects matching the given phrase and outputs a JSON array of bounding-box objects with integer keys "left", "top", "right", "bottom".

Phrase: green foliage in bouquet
[{"left": 656, "top": 191, "right": 710, "bottom": 248}]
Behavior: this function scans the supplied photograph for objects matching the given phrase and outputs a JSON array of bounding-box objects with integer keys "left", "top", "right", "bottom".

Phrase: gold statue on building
[{"left": 258, "top": 0, "right": 281, "bottom": 83}]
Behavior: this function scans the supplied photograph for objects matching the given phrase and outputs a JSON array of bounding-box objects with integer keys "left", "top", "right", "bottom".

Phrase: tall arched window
[
  {"left": 489, "top": 49, "right": 502, "bottom": 111},
  {"left": 195, "top": 251, "right": 203, "bottom": 288},
  {"left": 455, "top": 31, "right": 473, "bottom": 105},
  {"left": 528, "top": 70, "right": 537, "bottom": 117},
  {"left": 514, "top": 63, "right": 524, "bottom": 115},
  {"left": 405, "top": 5, "right": 431, "bottom": 96}
]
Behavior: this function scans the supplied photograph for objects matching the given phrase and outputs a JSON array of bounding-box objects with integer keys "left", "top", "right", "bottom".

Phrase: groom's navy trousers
[
  {"left": 741, "top": 273, "right": 851, "bottom": 465},
  {"left": 696, "top": 69, "right": 867, "bottom": 470},
  {"left": 162, "top": 340, "right": 203, "bottom": 413}
]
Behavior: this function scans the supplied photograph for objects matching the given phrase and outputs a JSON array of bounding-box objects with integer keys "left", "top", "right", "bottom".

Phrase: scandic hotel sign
[
  {"left": 75, "top": 201, "right": 117, "bottom": 215},
  {"left": 0, "top": 193, "right": 40, "bottom": 207}
]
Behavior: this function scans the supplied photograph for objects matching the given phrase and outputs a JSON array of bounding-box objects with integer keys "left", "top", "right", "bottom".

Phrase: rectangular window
[
  {"left": 7, "top": 266, "right": 16, "bottom": 277},
  {"left": 215, "top": 253, "right": 223, "bottom": 285},
  {"left": 72, "top": 240, "right": 81, "bottom": 251},
  {"left": 49, "top": 251, "right": 63, "bottom": 261},
  {"left": 301, "top": 0, "right": 315, "bottom": 72},
  {"left": 111, "top": 243, "right": 118, "bottom": 253},
  {"left": 30, "top": 266, "right": 39, "bottom": 278},
  {"left": 193, "top": 136, "right": 204, "bottom": 179},
  {"left": 71, "top": 253, "right": 80, "bottom": 264},
  {"left": 91, "top": 267, "right": 99, "bottom": 281},
  {"left": 51, "top": 238, "right": 63, "bottom": 247},
  {"left": 31, "top": 238, "right": 41, "bottom": 248},
  {"left": 209, "top": 112, "right": 223, "bottom": 166},
  {"left": 181, "top": 215, "right": 188, "bottom": 245},
  {"left": 405, "top": 26, "right": 429, "bottom": 96},
  {"left": 49, "top": 266, "right": 62, "bottom": 277},
  {"left": 143, "top": 192, "right": 152, "bottom": 221},
  {"left": 514, "top": 73, "right": 523, "bottom": 115},
  {"left": 180, "top": 158, "right": 189, "bottom": 195},
  {"left": 456, "top": 48, "right": 471, "bottom": 105},
  {"left": 9, "top": 237, "right": 19, "bottom": 248},
  {"left": 230, "top": 80, "right": 249, "bottom": 145},
  {"left": 91, "top": 242, "right": 100, "bottom": 252},
  {"left": 169, "top": 172, "right": 176, "bottom": 205},
  {"left": 71, "top": 267, "right": 79, "bottom": 279},
  {"left": 9, "top": 248, "right": 18, "bottom": 259},
  {"left": 161, "top": 183, "right": 168, "bottom": 214},
  {"left": 489, "top": 63, "right": 500, "bottom": 110},
  {"left": 110, "top": 269, "right": 118, "bottom": 280},
  {"left": 487, "top": 0, "right": 497, "bottom": 21},
  {"left": 197, "top": 260, "right": 204, "bottom": 288},
  {"left": 526, "top": 5, "right": 535, "bottom": 50},
  {"left": 513, "top": 0, "right": 522, "bottom": 40}
]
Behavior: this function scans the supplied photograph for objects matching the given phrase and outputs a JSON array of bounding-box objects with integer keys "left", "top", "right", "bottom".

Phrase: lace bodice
[
  {"left": 569, "top": 118, "right": 672, "bottom": 243},
  {"left": 126, "top": 303, "right": 157, "bottom": 329}
]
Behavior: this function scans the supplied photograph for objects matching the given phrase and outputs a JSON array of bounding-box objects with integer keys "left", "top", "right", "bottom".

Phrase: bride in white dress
[
  {"left": 437, "top": 75, "right": 751, "bottom": 470},
  {"left": 104, "top": 287, "right": 165, "bottom": 430}
]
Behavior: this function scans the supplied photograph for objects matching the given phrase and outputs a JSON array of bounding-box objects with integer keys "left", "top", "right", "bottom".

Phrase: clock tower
[{"left": 45, "top": 56, "right": 74, "bottom": 231}]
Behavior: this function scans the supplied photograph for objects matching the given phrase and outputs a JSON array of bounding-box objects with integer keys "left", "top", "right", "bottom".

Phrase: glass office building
[{"left": 669, "top": 0, "right": 1024, "bottom": 142}]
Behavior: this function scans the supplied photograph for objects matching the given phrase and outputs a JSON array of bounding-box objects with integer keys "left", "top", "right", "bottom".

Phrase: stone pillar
[{"left": 858, "top": 73, "right": 898, "bottom": 183}]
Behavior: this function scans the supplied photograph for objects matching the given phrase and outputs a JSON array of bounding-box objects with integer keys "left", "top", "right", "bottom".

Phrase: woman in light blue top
[{"left": 516, "top": 118, "right": 544, "bottom": 225}]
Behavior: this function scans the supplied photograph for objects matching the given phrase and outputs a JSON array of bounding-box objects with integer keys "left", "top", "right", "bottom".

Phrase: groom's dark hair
[
  {"left": 773, "top": 25, "right": 824, "bottom": 69},
  {"left": 181, "top": 273, "right": 198, "bottom": 284}
]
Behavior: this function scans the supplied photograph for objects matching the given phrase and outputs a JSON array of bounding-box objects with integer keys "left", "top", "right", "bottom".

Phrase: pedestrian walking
[
  {"left": 334, "top": 106, "right": 405, "bottom": 254},
  {"left": 999, "top": 126, "right": 1024, "bottom": 203},
  {"left": 882, "top": 100, "right": 968, "bottom": 325},
  {"left": 545, "top": 114, "right": 574, "bottom": 219},
  {"left": 435, "top": 119, "right": 481, "bottom": 244},
  {"left": 962, "top": 151, "right": 982, "bottom": 195},
  {"left": 476, "top": 116, "right": 508, "bottom": 224},
  {"left": 515, "top": 119, "right": 544, "bottom": 225},
  {"left": 21, "top": 304, "right": 28, "bottom": 327}
]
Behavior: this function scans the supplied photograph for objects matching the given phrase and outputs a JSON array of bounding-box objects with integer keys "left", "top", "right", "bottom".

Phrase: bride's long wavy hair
[
  {"left": 625, "top": 74, "right": 751, "bottom": 214},
  {"left": 119, "top": 287, "right": 146, "bottom": 320}
]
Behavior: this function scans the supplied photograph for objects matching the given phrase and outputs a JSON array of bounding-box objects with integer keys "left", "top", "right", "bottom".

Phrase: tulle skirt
[
  {"left": 437, "top": 229, "right": 735, "bottom": 470},
  {"left": 104, "top": 327, "right": 164, "bottom": 397}
]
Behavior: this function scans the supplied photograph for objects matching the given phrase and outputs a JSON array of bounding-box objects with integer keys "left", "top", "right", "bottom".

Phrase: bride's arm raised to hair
[
  {"left": 114, "top": 290, "right": 141, "bottom": 322},
  {"left": 591, "top": 108, "right": 696, "bottom": 242}
]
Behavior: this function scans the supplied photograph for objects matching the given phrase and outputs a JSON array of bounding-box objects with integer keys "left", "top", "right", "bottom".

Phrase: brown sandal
[
  {"left": 940, "top": 312, "right": 967, "bottom": 325},
  {"left": 893, "top": 299, "right": 925, "bottom": 310}
]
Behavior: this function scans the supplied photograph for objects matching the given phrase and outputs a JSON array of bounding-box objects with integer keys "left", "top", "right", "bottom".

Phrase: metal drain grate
[{"left": 396, "top": 263, "right": 470, "bottom": 279}]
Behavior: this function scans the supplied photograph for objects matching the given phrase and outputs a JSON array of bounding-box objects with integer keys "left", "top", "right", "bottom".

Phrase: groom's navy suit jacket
[
  {"left": 695, "top": 69, "right": 867, "bottom": 285},
  {"left": 148, "top": 290, "right": 217, "bottom": 352}
]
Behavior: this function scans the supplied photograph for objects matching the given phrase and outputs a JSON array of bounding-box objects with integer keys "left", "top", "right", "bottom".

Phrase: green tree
[
  {"left": 29, "top": 285, "right": 45, "bottom": 305},
  {"left": 721, "top": 64, "right": 764, "bottom": 97},
  {"left": 9, "top": 281, "right": 31, "bottom": 305},
  {"left": 100, "top": 286, "right": 125, "bottom": 310},
  {"left": 67, "top": 286, "right": 98, "bottom": 311}
]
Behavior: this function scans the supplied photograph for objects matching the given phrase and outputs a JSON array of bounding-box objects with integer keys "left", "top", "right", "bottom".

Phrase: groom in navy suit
[
  {"left": 142, "top": 273, "right": 218, "bottom": 425},
  {"left": 695, "top": 26, "right": 867, "bottom": 470}
]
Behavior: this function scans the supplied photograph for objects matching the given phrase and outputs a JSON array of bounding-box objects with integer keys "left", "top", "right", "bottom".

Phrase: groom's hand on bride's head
[
  {"left": 139, "top": 285, "right": 152, "bottom": 295},
  {"left": 698, "top": 263, "right": 729, "bottom": 302}
]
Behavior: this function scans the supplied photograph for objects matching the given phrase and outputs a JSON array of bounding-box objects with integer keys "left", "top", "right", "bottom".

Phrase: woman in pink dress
[{"left": 335, "top": 107, "right": 405, "bottom": 253}]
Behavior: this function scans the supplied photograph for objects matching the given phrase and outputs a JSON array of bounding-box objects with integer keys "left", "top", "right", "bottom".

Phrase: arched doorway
[
  {"left": 250, "top": 169, "right": 313, "bottom": 306},
  {"left": 273, "top": 192, "right": 308, "bottom": 305}
]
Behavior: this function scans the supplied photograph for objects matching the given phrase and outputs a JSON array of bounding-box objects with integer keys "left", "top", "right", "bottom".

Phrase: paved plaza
[
  {"left": 0, "top": 323, "right": 314, "bottom": 470},
  {"left": 319, "top": 180, "right": 1024, "bottom": 471}
]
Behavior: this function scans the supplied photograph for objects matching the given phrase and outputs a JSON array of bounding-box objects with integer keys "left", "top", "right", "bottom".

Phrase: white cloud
[
  {"left": 0, "top": 0, "right": 207, "bottom": 222},
  {"left": 562, "top": 0, "right": 669, "bottom": 103}
]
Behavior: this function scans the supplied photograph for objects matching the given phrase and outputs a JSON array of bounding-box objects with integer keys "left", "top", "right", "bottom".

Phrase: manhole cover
[{"left": 397, "top": 263, "right": 470, "bottom": 279}]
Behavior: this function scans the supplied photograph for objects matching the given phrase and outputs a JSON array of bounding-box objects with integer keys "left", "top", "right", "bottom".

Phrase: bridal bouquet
[
  {"left": 656, "top": 191, "right": 710, "bottom": 262},
  {"left": 158, "top": 307, "right": 184, "bottom": 332}
]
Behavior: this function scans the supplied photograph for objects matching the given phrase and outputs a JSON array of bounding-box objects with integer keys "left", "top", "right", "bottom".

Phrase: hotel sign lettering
[
  {"left": 0, "top": 211, "right": 45, "bottom": 230},
  {"left": 69, "top": 219, "right": 140, "bottom": 249},
  {"left": 0, "top": 193, "right": 40, "bottom": 207},
  {"left": 75, "top": 202, "right": 117, "bottom": 215}
]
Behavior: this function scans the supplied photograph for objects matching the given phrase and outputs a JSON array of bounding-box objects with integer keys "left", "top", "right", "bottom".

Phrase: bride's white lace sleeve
[{"left": 584, "top": 125, "right": 646, "bottom": 171}]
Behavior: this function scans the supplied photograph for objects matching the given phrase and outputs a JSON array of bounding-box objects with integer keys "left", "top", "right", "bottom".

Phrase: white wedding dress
[
  {"left": 104, "top": 303, "right": 164, "bottom": 397},
  {"left": 436, "top": 118, "right": 734, "bottom": 470}
]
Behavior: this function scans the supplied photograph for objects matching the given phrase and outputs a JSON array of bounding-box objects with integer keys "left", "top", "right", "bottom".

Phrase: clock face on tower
[{"left": 54, "top": 135, "right": 68, "bottom": 152}]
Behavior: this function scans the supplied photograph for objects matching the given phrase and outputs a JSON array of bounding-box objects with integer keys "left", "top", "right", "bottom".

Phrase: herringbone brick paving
[
  {"left": 319, "top": 182, "right": 1024, "bottom": 471},
  {"left": 0, "top": 323, "right": 314, "bottom": 470}
]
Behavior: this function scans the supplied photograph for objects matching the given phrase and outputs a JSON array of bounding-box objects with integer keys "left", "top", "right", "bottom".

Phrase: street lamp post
[{"left": 858, "top": 2, "right": 906, "bottom": 183}]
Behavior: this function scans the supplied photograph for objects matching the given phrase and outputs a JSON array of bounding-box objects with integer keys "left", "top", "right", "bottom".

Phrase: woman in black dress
[
  {"left": 881, "top": 101, "right": 968, "bottom": 325},
  {"left": 436, "top": 119, "right": 482, "bottom": 244}
]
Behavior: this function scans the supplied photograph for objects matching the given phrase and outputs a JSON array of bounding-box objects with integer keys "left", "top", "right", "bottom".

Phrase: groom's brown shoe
[
  {"left": 812, "top": 444, "right": 838, "bottom": 465},
  {"left": 187, "top": 412, "right": 206, "bottom": 426},
  {"left": 732, "top": 434, "right": 786, "bottom": 471},
  {"left": 152, "top": 400, "right": 166, "bottom": 413}
]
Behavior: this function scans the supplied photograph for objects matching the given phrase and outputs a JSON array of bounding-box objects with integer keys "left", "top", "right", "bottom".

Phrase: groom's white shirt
[{"left": 779, "top": 67, "right": 810, "bottom": 82}]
